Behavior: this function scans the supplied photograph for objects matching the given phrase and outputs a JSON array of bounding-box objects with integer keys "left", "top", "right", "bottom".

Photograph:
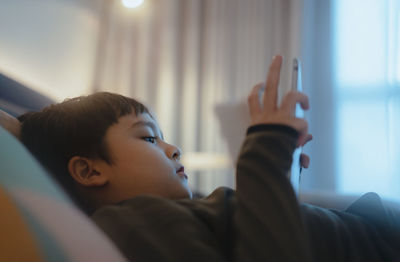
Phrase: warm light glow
[
  {"left": 182, "top": 153, "right": 231, "bottom": 171},
  {"left": 121, "top": 0, "right": 144, "bottom": 9}
]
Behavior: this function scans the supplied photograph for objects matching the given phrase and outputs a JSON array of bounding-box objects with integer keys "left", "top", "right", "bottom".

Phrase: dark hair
[{"left": 19, "top": 92, "right": 150, "bottom": 213}]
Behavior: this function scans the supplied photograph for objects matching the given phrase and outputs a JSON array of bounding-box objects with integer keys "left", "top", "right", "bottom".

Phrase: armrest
[
  {"left": 0, "top": 109, "right": 20, "bottom": 138},
  {"left": 299, "top": 191, "right": 400, "bottom": 212}
]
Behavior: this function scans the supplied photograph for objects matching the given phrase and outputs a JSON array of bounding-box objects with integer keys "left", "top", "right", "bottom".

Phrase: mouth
[{"left": 176, "top": 166, "right": 188, "bottom": 180}]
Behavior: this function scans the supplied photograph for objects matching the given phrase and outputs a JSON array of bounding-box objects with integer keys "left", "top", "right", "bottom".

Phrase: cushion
[
  {"left": 0, "top": 126, "right": 127, "bottom": 261},
  {"left": 0, "top": 185, "right": 43, "bottom": 261},
  {"left": 0, "top": 73, "right": 54, "bottom": 116}
]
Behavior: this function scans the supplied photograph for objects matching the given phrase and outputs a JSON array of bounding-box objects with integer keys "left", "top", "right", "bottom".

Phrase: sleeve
[{"left": 233, "top": 124, "right": 312, "bottom": 262}]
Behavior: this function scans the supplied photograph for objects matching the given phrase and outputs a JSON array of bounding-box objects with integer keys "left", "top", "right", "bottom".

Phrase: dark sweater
[{"left": 92, "top": 125, "right": 400, "bottom": 261}]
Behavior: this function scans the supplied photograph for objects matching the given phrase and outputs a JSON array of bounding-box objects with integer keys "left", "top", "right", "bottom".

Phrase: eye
[{"left": 142, "top": 136, "right": 157, "bottom": 144}]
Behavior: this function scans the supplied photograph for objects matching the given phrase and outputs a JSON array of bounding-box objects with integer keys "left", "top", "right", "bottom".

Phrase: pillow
[
  {"left": 0, "top": 185, "right": 43, "bottom": 261},
  {"left": 0, "top": 126, "right": 127, "bottom": 261}
]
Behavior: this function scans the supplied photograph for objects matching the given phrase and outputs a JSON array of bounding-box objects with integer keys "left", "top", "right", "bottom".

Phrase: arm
[{"left": 233, "top": 55, "right": 312, "bottom": 261}]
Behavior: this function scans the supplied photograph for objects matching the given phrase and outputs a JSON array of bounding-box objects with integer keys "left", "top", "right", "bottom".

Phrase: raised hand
[{"left": 247, "top": 55, "right": 312, "bottom": 167}]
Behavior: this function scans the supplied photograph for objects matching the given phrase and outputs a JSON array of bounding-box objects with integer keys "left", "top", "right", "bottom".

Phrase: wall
[{"left": 0, "top": 0, "right": 101, "bottom": 101}]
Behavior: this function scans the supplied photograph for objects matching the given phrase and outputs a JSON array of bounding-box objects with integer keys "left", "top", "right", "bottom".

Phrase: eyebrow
[{"left": 131, "top": 120, "right": 164, "bottom": 140}]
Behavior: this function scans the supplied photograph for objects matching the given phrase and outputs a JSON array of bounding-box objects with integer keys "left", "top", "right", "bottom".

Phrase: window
[{"left": 334, "top": 0, "right": 400, "bottom": 200}]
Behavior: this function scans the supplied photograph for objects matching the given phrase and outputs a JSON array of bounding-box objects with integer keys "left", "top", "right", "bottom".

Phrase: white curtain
[{"left": 91, "top": 0, "right": 303, "bottom": 195}]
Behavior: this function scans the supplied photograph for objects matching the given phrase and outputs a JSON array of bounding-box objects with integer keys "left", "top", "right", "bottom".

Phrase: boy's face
[{"left": 100, "top": 112, "right": 192, "bottom": 202}]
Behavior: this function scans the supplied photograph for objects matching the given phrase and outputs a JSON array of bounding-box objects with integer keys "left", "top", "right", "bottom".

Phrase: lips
[{"left": 176, "top": 166, "right": 188, "bottom": 180}]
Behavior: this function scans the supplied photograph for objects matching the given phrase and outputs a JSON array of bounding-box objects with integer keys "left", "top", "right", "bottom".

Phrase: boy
[{"left": 19, "top": 56, "right": 400, "bottom": 261}]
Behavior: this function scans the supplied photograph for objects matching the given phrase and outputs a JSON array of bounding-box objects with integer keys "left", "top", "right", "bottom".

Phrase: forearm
[{"left": 233, "top": 124, "right": 311, "bottom": 261}]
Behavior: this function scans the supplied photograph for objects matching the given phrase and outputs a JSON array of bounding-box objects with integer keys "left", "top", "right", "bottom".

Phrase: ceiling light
[{"left": 121, "top": 0, "right": 144, "bottom": 9}]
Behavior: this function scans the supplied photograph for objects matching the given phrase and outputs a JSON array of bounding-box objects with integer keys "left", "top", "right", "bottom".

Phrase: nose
[
  {"left": 171, "top": 146, "right": 181, "bottom": 161},
  {"left": 164, "top": 142, "right": 181, "bottom": 161}
]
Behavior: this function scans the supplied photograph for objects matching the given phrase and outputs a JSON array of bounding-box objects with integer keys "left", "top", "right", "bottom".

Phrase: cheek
[{"left": 112, "top": 143, "right": 170, "bottom": 172}]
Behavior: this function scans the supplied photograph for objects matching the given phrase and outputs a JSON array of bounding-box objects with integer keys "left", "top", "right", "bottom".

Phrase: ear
[{"left": 68, "top": 156, "right": 108, "bottom": 187}]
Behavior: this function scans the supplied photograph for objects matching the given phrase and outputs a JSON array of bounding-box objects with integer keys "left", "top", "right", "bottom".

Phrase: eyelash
[{"left": 142, "top": 136, "right": 157, "bottom": 144}]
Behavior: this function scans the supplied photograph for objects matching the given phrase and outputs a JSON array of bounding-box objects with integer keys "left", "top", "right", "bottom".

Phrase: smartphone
[{"left": 289, "top": 58, "right": 303, "bottom": 195}]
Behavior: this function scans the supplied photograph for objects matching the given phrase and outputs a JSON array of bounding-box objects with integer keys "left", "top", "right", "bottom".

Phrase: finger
[
  {"left": 300, "top": 133, "right": 313, "bottom": 147},
  {"left": 280, "top": 91, "right": 309, "bottom": 116},
  {"left": 247, "top": 83, "right": 264, "bottom": 119},
  {"left": 291, "top": 118, "right": 308, "bottom": 147},
  {"left": 300, "top": 153, "right": 310, "bottom": 168},
  {"left": 263, "top": 55, "right": 283, "bottom": 113}
]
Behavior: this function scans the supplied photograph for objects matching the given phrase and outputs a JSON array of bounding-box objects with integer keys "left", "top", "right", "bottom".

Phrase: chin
[{"left": 173, "top": 187, "right": 193, "bottom": 200}]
